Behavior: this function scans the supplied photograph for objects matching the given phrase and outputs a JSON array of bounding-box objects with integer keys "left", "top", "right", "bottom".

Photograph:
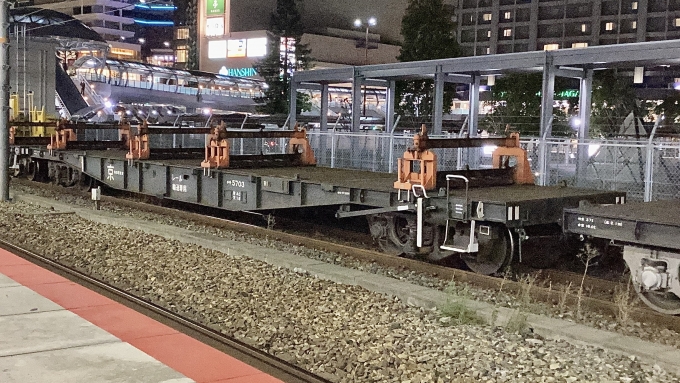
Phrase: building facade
[
  {"left": 186, "top": 0, "right": 408, "bottom": 76},
  {"left": 26, "top": 0, "right": 175, "bottom": 61},
  {"left": 457, "top": 0, "right": 680, "bottom": 56}
]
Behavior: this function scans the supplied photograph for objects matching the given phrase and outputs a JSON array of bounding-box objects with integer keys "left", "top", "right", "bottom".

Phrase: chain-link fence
[{"left": 306, "top": 131, "right": 680, "bottom": 202}]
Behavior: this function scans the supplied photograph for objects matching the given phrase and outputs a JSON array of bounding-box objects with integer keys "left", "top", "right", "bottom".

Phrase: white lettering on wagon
[
  {"left": 225, "top": 179, "right": 246, "bottom": 188},
  {"left": 172, "top": 184, "right": 188, "bottom": 193},
  {"left": 106, "top": 165, "right": 124, "bottom": 181}
]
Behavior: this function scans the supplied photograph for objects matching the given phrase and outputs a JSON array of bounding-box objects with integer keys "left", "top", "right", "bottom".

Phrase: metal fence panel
[{"left": 304, "top": 131, "right": 680, "bottom": 201}]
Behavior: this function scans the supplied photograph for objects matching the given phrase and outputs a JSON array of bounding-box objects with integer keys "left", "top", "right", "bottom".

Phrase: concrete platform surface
[{"left": 0, "top": 246, "right": 283, "bottom": 383}]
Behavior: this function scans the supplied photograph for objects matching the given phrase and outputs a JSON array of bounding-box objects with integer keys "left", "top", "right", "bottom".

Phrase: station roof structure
[
  {"left": 290, "top": 39, "right": 680, "bottom": 188},
  {"left": 10, "top": 7, "right": 108, "bottom": 51},
  {"left": 293, "top": 39, "right": 680, "bottom": 85}
]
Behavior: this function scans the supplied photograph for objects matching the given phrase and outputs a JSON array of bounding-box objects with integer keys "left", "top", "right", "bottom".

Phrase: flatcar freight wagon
[{"left": 10, "top": 121, "right": 625, "bottom": 290}]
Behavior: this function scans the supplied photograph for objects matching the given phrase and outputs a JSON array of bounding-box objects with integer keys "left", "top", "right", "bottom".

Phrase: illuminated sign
[
  {"left": 208, "top": 40, "right": 227, "bottom": 58},
  {"left": 219, "top": 67, "right": 258, "bottom": 77},
  {"left": 246, "top": 37, "right": 267, "bottom": 57},
  {"left": 206, "top": 0, "right": 224, "bottom": 15},
  {"left": 205, "top": 17, "right": 224, "bottom": 36},
  {"left": 227, "top": 39, "right": 246, "bottom": 57}
]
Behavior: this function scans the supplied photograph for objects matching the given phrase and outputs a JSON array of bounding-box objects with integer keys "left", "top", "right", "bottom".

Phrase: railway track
[
  {"left": 0, "top": 237, "right": 332, "bottom": 383},
  {"left": 10, "top": 179, "right": 680, "bottom": 335}
]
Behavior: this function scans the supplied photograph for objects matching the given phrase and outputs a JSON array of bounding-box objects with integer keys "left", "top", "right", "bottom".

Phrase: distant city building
[
  {"left": 184, "top": 0, "right": 408, "bottom": 76},
  {"left": 23, "top": 0, "right": 175, "bottom": 61},
  {"left": 456, "top": 0, "right": 680, "bottom": 56}
]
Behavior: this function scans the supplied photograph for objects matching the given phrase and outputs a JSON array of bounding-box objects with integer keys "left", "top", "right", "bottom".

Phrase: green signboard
[{"left": 207, "top": 0, "right": 224, "bottom": 15}]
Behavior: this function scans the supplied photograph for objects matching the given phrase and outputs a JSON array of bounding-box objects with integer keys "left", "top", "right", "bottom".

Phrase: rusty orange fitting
[
  {"left": 47, "top": 119, "right": 75, "bottom": 151},
  {"left": 126, "top": 120, "right": 150, "bottom": 160},
  {"left": 201, "top": 122, "right": 230, "bottom": 169},
  {"left": 287, "top": 124, "right": 316, "bottom": 166},
  {"left": 394, "top": 124, "right": 437, "bottom": 191},
  {"left": 491, "top": 132, "right": 534, "bottom": 184}
]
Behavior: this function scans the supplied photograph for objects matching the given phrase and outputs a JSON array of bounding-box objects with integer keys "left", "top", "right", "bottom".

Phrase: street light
[
  {"left": 354, "top": 17, "right": 376, "bottom": 65},
  {"left": 354, "top": 17, "right": 376, "bottom": 118}
]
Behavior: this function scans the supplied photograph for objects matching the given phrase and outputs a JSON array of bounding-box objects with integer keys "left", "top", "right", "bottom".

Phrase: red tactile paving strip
[{"left": 0, "top": 248, "right": 282, "bottom": 383}]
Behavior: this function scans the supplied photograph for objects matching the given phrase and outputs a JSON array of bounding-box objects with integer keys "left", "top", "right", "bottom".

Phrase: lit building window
[
  {"left": 486, "top": 47, "right": 490, "bottom": 54},
  {"left": 631, "top": 21, "right": 637, "bottom": 29},
  {"left": 631, "top": 1, "right": 638, "bottom": 10},
  {"left": 503, "top": 28, "right": 512, "bottom": 37},
  {"left": 176, "top": 47, "right": 187, "bottom": 63},
  {"left": 504, "top": 11, "right": 511, "bottom": 20},
  {"left": 175, "top": 27, "right": 189, "bottom": 40},
  {"left": 543, "top": 43, "right": 559, "bottom": 51},
  {"left": 110, "top": 48, "right": 135, "bottom": 56},
  {"left": 483, "top": 13, "right": 492, "bottom": 21},
  {"left": 675, "top": 18, "right": 680, "bottom": 27},
  {"left": 571, "top": 42, "right": 588, "bottom": 48},
  {"left": 581, "top": 24, "right": 587, "bottom": 32},
  {"left": 487, "top": 30, "right": 491, "bottom": 37},
  {"left": 605, "top": 22, "right": 614, "bottom": 31}
]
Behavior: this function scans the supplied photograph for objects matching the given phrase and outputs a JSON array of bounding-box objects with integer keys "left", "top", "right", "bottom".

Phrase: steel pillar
[
  {"left": 432, "top": 68, "right": 444, "bottom": 134},
  {"left": 288, "top": 79, "right": 297, "bottom": 129},
  {"left": 575, "top": 68, "right": 593, "bottom": 185},
  {"left": 352, "top": 73, "right": 363, "bottom": 132},
  {"left": 320, "top": 83, "right": 329, "bottom": 131},
  {"left": 468, "top": 74, "right": 480, "bottom": 137},
  {"left": 385, "top": 80, "right": 395, "bottom": 133},
  {"left": 0, "top": 2, "right": 9, "bottom": 201},
  {"left": 538, "top": 58, "right": 555, "bottom": 186}
]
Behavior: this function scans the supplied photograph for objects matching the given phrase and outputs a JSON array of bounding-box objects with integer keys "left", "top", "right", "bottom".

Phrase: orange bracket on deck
[
  {"left": 394, "top": 125, "right": 438, "bottom": 191},
  {"left": 287, "top": 124, "right": 316, "bottom": 166},
  {"left": 491, "top": 132, "right": 534, "bottom": 185},
  {"left": 394, "top": 126, "right": 534, "bottom": 191},
  {"left": 47, "top": 119, "right": 75, "bottom": 151},
  {"left": 126, "top": 120, "right": 150, "bottom": 161},
  {"left": 201, "top": 122, "right": 230, "bottom": 170},
  {"left": 9, "top": 126, "right": 15, "bottom": 145}
]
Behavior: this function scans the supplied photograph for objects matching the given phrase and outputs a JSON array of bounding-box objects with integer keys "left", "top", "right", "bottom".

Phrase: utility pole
[{"left": 0, "top": 1, "right": 10, "bottom": 202}]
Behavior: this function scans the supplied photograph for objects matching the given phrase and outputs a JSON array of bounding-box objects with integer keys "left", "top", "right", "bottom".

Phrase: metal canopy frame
[{"left": 291, "top": 39, "right": 680, "bottom": 185}]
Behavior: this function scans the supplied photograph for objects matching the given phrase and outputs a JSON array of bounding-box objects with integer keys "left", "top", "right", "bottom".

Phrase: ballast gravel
[{"left": 0, "top": 199, "right": 677, "bottom": 383}]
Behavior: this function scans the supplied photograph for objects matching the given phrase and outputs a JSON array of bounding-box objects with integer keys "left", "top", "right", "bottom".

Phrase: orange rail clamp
[
  {"left": 394, "top": 124, "right": 437, "bottom": 191},
  {"left": 491, "top": 132, "right": 534, "bottom": 185},
  {"left": 287, "top": 124, "right": 316, "bottom": 166},
  {"left": 47, "top": 119, "right": 75, "bottom": 153},
  {"left": 201, "top": 121, "right": 231, "bottom": 171},
  {"left": 126, "top": 120, "right": 150, "bottom": 161}
]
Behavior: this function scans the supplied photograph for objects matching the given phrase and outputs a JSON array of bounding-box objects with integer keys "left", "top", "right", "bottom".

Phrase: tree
[
  {"left": 591, "top": 70, "right": 641, "bottom": 136},
  {"left": 253, "top": 0, "right": 312, "bottom": 115},
  {"left": 485, "top": 73, "right": 543, "bottom": 135},
  {"left": 396, "top": 0, "right": 459, "bottom": 118}
]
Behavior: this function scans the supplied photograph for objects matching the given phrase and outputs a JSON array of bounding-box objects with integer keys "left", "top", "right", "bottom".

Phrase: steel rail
[
  {"left": 0, "top": 237, "right": 332, "bottom": 383},
  {"left": 12, "top": 179, "right": 680, "bottom": 333}
]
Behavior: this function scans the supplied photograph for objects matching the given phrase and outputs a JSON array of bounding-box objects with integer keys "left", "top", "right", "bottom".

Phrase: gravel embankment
[
  {"left": 1, "top": 197, "right": 677, "bottom": 383},
  {"left": 11, "top": 183, "right": 680, "bottom": 351}
]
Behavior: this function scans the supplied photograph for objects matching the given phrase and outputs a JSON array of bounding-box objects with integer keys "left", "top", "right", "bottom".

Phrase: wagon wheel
[
  {"left": 367, "top": 214, "right": 410, "bottom": 256},
  {"left": 633, "top": 281, "right": 680, "bottom": 315},
  {"left": 461, "top": 223, "right": 514, "bottom": 275},
  {"left": 27, "top": 160, "right": 47, "bottom": 182}
]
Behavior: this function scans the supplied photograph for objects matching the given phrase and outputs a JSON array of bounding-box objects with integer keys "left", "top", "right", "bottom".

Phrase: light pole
[
  {"left": 354, "top": 17, "right": 376, "bottom": 65},
  {"left": 354, "top": 17, "right": 376, "bottom": 118}
]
